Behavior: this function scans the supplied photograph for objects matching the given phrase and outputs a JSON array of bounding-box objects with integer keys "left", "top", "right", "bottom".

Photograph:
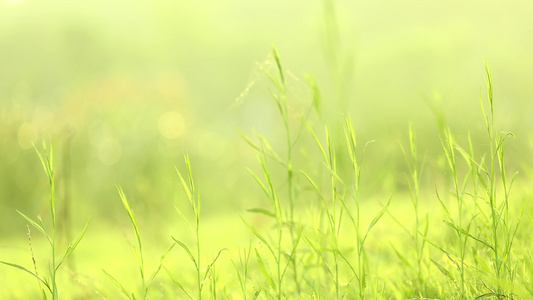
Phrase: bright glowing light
[{"left": 158, "top": 111, "right": 186, "bottom": 140}]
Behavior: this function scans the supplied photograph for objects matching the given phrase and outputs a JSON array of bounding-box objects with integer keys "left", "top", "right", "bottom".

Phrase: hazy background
[{"left": 1, "top": 0, "right": 533, "bottom": 237}]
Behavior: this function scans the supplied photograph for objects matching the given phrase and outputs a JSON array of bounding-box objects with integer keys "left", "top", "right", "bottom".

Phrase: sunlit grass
[{"left": 1, "top": 29, "right": 532, "bottom": 300}]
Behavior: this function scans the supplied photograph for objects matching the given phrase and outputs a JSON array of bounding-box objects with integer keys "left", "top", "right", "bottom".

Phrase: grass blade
[
  {"left": 102, "top": 269, "right": 133, "bottom": 300},
  {"left": 16, "top": 210, "right": 51, "bottom": 244},
  {"left": 171, "top": 236, "right": 198, "bottom": 269},
  {"left": 0, "top": 261, "right": 51, "bottom": 293},
  {"left": 57, "top": 218, "right": 91, "bottom": 270},
  {"left": 241, "top": 217, "right": 275, "bottom": 257},
  {"left": 201, "top": 248, "right": 228, "bottom": 287},
  {"left": 147, "top": 244, "right": 175, "bottom": 287},
  {"left": 247, "top": 208, "right": 276, "bottom": 218},
  {"left": 164, "top": 267, "right": 193, "bottom": 299},
  {"left": 430, "top": 258, "right": 458, "bottom": 289},
  {"left": 255, "top": 249, "right": 275, "bottom": 290},
  {"left": 361, "top": 196, "right": 392, "bottom": 248}
]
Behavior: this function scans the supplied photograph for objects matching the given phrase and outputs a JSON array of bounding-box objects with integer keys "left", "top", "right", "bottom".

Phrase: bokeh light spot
[
  {"left": 158, "top": 111, "right": 185, "bottom": 140},
  {"left": 98, "top": 137, "right": 123, "bottom": 166}
]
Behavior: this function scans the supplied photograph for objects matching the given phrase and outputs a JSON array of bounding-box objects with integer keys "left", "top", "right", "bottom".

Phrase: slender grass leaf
[
  {"left": 430, "top": 258, "right": 458, "bottom": 289},
  {"left": 389, "top": 243, "right": 413, "bottom": 271},
  {"left": 443, "top": 220, "right": 494, "bottom": 251},
  {"left": 175, "top": 206, "right": 194, "bottom": 236},
  {"left": 16, "top": 210, "right": 50, "bottom": 243},
  {"left": 305, "top": 74, "right": 322, "bottom": 115},
  {"left": 319, "top": 161, "right": 345, "bottom": 185},
  {"left": 281, "top": 226, "right": 303, "bottom": 280},
  {"left": 147, "top": 244, "right": 175, "bottom": 287},
  {"left": 272, "top": 46, "right": 285, "bottom": 87},
  {"left": 255, "top": 249, "right": 275, "bottom": 290},
  {"left": 420, "top": 233, "right": 460, "bottom": 272},
  {"left": 236, "top": 127, "right": 284, "bottom": 164},
  {"left": 0, "top": 261, "right": 51, "bottom": 292},
  {"left": 253, "top": 282, "right": 265, "bottom": 300},
  {"left": 57, "top": 218, "right": 90, "bottom": 270},
  {"left": 247, "top": 208, "right": 276, "bottom": 218},
  {"left": 33, "top": 142, "right": 49, "bottom": 181},
  {"left": 231, "top": 260, "right": 245, "bottom": 293},
  {"left": 246, "top": 168, "right": 271, "bottom": 200},
  {"left": 361, "top": 196, "right": 391, "bottom": 248},
  {"left": 336, "top": 251, "right": 359, "bottom": 282},
  {"left": 436, "top": 189, "right": 454, "bottom": 225},
  {"left": 257, "top": 62, "right": 281, "bottom": 92},
  {"left": 102, "top": 269, "right": 132, "bottom": 300},
  {"left": 183, "top": 154, "right": 195, "bottom": 196},
  {"left": 164, "top": 267, "right": 193, "bottom": 299},
  {"left": 175, "top": 167, "right": 193, "bottom": 208},
  {"left": 117, "top": 187, "right": 140, "bottom": 245},
  {"left": 241, "top": 217, "right": 275, "bottom": 257},
  {"left": 171, "top": 236, "right": 197, "bottom": 269},
  {"left": 201, "top": 248, "right": 228, "bottom": 287}
]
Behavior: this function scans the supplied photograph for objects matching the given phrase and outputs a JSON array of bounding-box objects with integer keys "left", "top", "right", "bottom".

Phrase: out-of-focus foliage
[{"left": 1, "top": 0, "right": 532, "bottom": 237}]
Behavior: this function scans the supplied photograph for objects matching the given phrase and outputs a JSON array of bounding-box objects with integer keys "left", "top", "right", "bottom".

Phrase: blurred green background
[{"left": 1, "top": 0, "right": 533, "bottom": 239}]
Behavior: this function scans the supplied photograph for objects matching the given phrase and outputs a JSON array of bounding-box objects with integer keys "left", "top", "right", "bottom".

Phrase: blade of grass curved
[
  {"left": 175, "top": 167, "right": 194, "bottom": 209},
  {"left": 117, "top": 187, "right": 141, "bottom": 251},
  {"left": 430, "top": 258, "right": 459, "bottom": 289},
  {"left": 201, "top": 248, "right": 228, "bottom": 287},
  {"left": 241, "top": 217, "right": 275, "bottom": 257},
  {"left": 17, "top": 211, "right": 51, "bottom": 245},
  {"left": 175, "top": 206, "right": 194, "bottom": 236},
  {"left": 281, "top": 226, "right": 303, "bottom": 280},
  {"left": 164, "top": 267, "right": 193, "bottom": 299},
  {"left": 146, "top": 244, "right": 175, "bottom": 287},
  {"left": 102, "top": 269, "right": 132, "bottom": 300},
  {"left": 443, "top": 220, "right": 494, "bottom": 251},
  {"left": 246, "top": 168, "right": 271, "bottom": 200},
  {"left": 0, "top": 261, "right": 52, "bottom": 293},
  {"left": 361, "top": 196, "right": 391, "bottom": 248},
  {"left": 56, "top": 219, "right": 90, "bottom": 270},
  {"left": 255, "top": 249, "right": 275, "bottom": 290},
  {"left": 253, "top": 282, "right": 265, "bottom": 300},
  {"left": 171, "top": 236, "right": 198, "bottom": 269},
  {"left": 247, "top": 208, "right": 276, "bottom": 218},
  {"left": 236, "top": 127, "right": 284, "bottom": 164}
]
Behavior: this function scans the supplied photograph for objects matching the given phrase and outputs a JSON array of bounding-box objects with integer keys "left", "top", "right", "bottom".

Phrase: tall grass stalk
[
  {"left": 0, "top": 138, "right": 90, "bottom": 300},
  {"left": 398, "top": 124, "right": 428, "bottom": 293},
  {"left": 103, "top": 187, "right": 174, "bottom": 300},
  {"left": 454, "top": 62, "right": 522, "bottom": 297},
  {"left": 302, "top": 123, "right": 344, "bottom": 298},
  {"left": 243, "top": 144, "right": 303, "bottom": 299},
  {"left": 425, "top": 62, "right": 522, "bottom": 299},
  {"left": 441, "top": 126, "right": 471, "bottom": 298},
  {"left": 240, "top": 47, "right": 308, "bottom": 298},
  {"left": 344, "top": 115, "right": 391, "bottom": 299},
  {"left": 474, "top": 62, "right": 520, "bottom": 295},
  {"left": 258, "top": 47, "right": 303, "bottom": 292},
  {"left": 232, "top": 242, "right": 254, "bottom": 299},
  {"left": 302, "top": 115, "right": 390, "bottom": 299},
  {"left": 169, "top": 154, "right": 226, "bottom": 300}
]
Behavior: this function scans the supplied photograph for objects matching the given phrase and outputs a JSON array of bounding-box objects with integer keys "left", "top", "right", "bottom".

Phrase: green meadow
[{"left": 1, "top": 1, "right": 532, "bottom": 299}]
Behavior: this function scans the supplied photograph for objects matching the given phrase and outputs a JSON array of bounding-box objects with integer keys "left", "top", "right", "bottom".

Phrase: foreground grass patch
[{"left": 1, "top": 50, "right": 531, "bottom": 299}]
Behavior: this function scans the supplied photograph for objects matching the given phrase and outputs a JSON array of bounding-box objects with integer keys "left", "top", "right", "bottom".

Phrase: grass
[
  {"left": 1, "top": 49, "right": 531, "bottom": 299},
  {"left": 102, "top": 186, "right": 174, "bottom": 300},
  {"left": 1, "top": 138, "right": 90, "bottom": 300},
  {"left": 168, "top": 154, "right": 226, "bottom": 300}
]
